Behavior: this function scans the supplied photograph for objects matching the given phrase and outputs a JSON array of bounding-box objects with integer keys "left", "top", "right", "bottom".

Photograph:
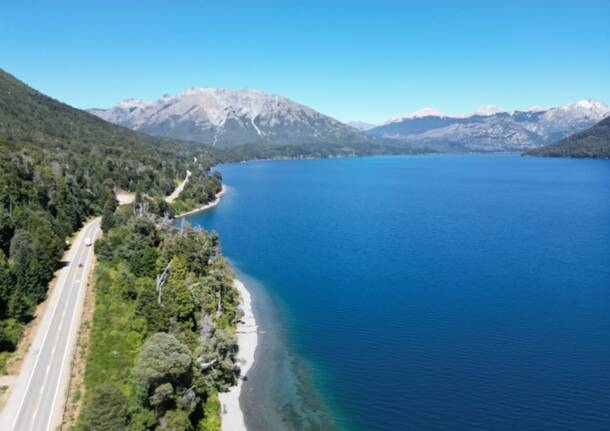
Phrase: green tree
[
  {"left": 0, "top": 318, "right": 23, "bottom": 351},
  {"left": 0, "top": 250, "right": 13, "bottom": 319},
  {"left": 199, "top": 391, "right": 221, "bottom": 431},
  {"left": 132, "top": 332, "right": 192, "bottom": 395},
  {"left": 101, "top": 200, "right": 116, "bottom": 232},
  {"left": 159, "top": 409, "right": 192, "bottom": 431},
  {"left": 80, "top": 383, "right": 128, "bottom": 431},
  {"left": 167, "top": 282, "right": 195, "bottom": 324},
  {"left": 135, "top": 281, "right": 168, "bottom": 333}
]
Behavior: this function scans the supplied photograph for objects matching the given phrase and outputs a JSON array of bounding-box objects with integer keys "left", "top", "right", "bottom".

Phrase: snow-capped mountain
[
  {"left": 347, "top": 121, "right": 377, "bottom": 131},
  {"left": 388, "top": 107, "right": 445, "bottom": 123},
  {"left": 467, "top": 105, "right": 504, "bottom": 117},
  {"left": 366, "top": 100, "right": 610, "bottom": 151},
  {"left": 89, "top": 88, "right": 367, "bottom": 147}
]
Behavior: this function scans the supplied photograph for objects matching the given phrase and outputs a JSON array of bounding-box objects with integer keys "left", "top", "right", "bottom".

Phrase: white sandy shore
[
  {"left": 176, "top": 185, "right": 227, "bottom": 218},
  {"left": 219, "top": 279, "right": 258, "bottom": 431}
]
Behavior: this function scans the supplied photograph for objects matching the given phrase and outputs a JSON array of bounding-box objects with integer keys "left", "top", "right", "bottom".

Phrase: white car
[{"left": 84, "top": 237, "right": 92, "bottom": 247}]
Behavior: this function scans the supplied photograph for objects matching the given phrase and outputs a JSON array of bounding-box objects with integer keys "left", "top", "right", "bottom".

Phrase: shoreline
[
  {"left": 175, "top": 185, "right": 228, "bottom": 218},
  {"left": 219, "top": 278, "right": 258, "bottom": 431}
]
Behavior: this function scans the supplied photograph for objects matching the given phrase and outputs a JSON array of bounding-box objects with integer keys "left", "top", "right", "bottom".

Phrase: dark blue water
[{"left": 186, "top": 155, "right": 610, "bottom": 431}]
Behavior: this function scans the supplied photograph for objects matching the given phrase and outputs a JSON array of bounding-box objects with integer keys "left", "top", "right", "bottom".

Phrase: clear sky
[{"left": 1, "top": 0, "right": 609, "bottom": 123}]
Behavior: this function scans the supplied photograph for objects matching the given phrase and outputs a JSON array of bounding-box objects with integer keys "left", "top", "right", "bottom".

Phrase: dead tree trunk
[{"left": 156, "top": 259, "right": 173, "bottom": 305}]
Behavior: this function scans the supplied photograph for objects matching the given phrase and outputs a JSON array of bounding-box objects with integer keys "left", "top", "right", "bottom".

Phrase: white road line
[
  {"left": 10, "top": 224, "right": 89, "bottom": 431},
  {"left": 45, "top": 224, "right": 99, "bottom": 431},
  {"left": 29, "top": 256, "right": 75, "bottom": 429}
]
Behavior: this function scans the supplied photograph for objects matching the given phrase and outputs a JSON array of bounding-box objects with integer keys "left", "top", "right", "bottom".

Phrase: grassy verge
[{"left": 81, "top": 264, "right": 145, "bottom": 402}]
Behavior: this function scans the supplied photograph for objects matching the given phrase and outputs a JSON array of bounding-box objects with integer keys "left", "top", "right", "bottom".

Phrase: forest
[
  {"left": 0, "top": 68, "right": 220, "bottom": 373},
  {"left": 0, "top": 67, "right": 239, "bottom": 429},
  {"left": 80, "top": 201, "right": 239, "bottom": 430}
]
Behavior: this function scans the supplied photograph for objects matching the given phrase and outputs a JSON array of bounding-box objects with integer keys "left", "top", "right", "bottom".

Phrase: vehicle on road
[{"left": 84, "top": 237, "right": 92, "bottom": 247}]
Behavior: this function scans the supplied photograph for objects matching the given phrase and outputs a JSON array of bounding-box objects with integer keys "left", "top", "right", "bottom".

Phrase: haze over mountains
[{"left": 90, "top": 89, "right": 608, "bottom": 153}]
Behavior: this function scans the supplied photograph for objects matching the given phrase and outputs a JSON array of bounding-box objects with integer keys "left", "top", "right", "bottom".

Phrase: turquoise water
[{"left": 186, "top": 155, "right": 610, "bottom": 430}]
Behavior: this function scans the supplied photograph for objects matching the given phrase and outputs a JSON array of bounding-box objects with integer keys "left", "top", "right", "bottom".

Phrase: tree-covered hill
[
  {"left": 0, "top": 68, "right": 220, "bottom": 194},
  {"left": 0, "top": 68, "right": 221, "bottom": 370},
  {"left": 525, "top": 117, "right": 610, "bottom": 158}
]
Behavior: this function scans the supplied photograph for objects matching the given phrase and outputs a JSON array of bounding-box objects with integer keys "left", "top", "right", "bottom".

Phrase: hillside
[
  {"left": 88, "top": 87, "right": 369, "bottom": 148},
  {"left": 0, "top": 69, "right": 220, "bottom": 194},
  {"left": 525, "top": 117, "right": 610, "bottom": 158},
  {"left": 0, "top": 69, "right": 220, "bottom": 372}
]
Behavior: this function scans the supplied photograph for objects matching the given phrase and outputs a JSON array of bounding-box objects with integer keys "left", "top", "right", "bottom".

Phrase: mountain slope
[
  {"left": 89, "top": 88, "right": 368, "bottom": 148},
  {"left": 366, "top": 101, "right": 609, "bottom": 152},
  {"left": 2, "top": 70, "right": 216, "bottom": 172},
  {"left": 0, "top": 68, "right": 216, "bottom": 373},
  {"left": 525, "top": 117, "right": 610, "bottom": 158}
]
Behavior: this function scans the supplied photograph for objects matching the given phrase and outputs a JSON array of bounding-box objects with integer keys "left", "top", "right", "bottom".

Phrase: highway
[{"left": 0, "top": 217, "right": 100, "bottom": 431}]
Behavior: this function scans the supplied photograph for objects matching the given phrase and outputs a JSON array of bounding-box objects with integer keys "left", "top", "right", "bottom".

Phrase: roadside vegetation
[
  {"left": 0, "top": 68, "right": 217, "bottom": 373},
  {"left": 78, "top": 200, "right": 239, "bottom": 430}
]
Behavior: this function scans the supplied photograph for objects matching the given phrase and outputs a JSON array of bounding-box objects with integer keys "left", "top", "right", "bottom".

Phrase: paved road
[{"left": 0, "top": 218, "right": 100, "bottom": 431}]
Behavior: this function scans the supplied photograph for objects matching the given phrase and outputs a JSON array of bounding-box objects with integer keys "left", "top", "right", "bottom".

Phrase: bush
[
  {"left": 0, "top": 351, "right": 11, "bottom": 374},
  {"left": 199, "top": 391, "right": 221, "bottom": 431},
  {"left": 0, "top": 318, "right": 23, "bottom": 351},
  {"left": 80, "top": 383, "right": 128, "bottom": 431}
]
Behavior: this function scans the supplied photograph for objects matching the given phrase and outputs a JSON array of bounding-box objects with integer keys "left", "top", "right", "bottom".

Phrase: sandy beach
[
  {"left": 176, "top": 185, "right": 227, "bottom": 218},
  {"left": 219, "top": 278, "right": 258, "bottom": 431}
]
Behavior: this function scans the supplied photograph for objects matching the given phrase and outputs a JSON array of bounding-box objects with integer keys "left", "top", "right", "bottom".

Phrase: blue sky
[{"left": 1, "top": 0, "right": 609, "bottom": 123}]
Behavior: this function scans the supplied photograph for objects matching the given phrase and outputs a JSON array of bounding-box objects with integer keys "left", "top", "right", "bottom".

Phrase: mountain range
[
  {"left": 365, "top": 100, "right": 610, "bottom": 152},
  {"left": 90, "top": 90, "right": 608, "bottom": 153}
]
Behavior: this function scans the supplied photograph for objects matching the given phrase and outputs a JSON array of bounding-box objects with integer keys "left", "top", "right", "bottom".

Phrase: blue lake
[{"left": 186, "top": 154, "right": 610, "bottom": 431}]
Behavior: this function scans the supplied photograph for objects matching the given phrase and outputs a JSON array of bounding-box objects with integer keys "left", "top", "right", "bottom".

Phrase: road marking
[
  {"left": 10, "top": 219, "right": 98, "bottom": 431},
  {"left": 29, "top": 238, "right": 83, "bottom": 430},
  {"left": 45, "top": 223, "right": 100, "bottom": 431}
]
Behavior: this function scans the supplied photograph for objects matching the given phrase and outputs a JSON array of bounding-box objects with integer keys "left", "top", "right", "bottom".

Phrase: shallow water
[{"left": 186, "top": 154, "right": 610, "bottom": 431}]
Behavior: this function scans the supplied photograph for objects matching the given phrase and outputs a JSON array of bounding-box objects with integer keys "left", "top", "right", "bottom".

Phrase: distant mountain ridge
[
  {"left": 89, "top": 88, "right": 367, "bottom": 148},
  {"left": 366, "top": 100, "right": 609, "bottom": 152},
  {"left": 525, "top": 116, "right": 610, "bottom": 158},
  {"left": 90, "top": 89, "right": 609, "bottom": 153},
  {"left": 347, "top": 121, "right": 377, "bottom": 131}
]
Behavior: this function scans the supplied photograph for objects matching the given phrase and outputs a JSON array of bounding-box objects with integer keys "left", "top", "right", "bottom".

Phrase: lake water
[{"left": 185, "top": 154, "right": 610, "bottom": 431}]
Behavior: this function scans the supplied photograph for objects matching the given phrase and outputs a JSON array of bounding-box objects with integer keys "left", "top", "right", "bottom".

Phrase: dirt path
[{"left": 165, "top": 170, "right": 192, "bottom": 203}]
